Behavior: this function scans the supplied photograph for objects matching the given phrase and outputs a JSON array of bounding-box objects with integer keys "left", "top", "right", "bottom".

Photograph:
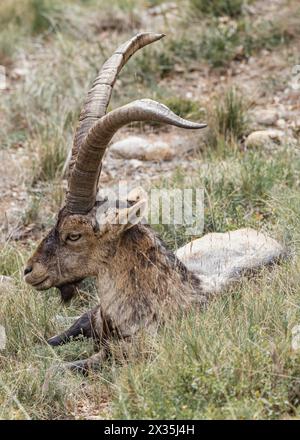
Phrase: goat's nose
[{"left": 24, "top": 265, "right": 33, "bottom": 276}]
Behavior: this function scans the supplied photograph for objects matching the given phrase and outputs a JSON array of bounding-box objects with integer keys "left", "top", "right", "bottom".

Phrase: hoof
[
  {"left": 47, "top": 335, "right": 64, "bottom": 346},
  {"left": 64, "top": 360, "right": 89, "bottom": 375}
]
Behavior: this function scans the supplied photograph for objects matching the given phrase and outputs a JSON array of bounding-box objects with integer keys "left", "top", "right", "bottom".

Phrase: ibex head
[{"left": 24, "top": 33, "right": 206, "bottom": 301}]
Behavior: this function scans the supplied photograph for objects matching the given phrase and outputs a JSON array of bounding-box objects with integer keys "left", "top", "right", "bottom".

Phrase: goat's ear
[{"left": 117, "top": 198, "right": 148, "bottom": 233}]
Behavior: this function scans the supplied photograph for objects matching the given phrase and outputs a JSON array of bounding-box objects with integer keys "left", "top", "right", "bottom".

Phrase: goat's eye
[{"left": 67, "top": 233, "right": 81, "bottom": 242}]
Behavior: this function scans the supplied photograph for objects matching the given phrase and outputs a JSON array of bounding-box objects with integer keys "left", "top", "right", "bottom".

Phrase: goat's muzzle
[{"left": 24, "top": 261, "right": 53, "bottom": 291}]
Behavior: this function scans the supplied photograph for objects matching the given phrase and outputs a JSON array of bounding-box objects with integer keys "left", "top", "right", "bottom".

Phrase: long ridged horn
[
  {"left": 69, "top": 32, "right": 165, "bottom": 175},
  {"left": 66, "top": 99, "right": 207, "bottom": 213}
]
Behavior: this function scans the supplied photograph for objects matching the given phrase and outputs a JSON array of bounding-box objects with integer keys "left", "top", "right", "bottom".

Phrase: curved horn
[
  {"left": 69, "top": 32, "right": 165, "bottom": 175},
  {"left": 66, "top": 99, "right": 207, "bottom": 213}
]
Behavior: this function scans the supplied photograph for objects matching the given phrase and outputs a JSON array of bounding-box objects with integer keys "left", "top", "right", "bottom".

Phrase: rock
[
  {"left": 176, "top": 228, "right": 285, "bottom": 293},
  {"left": 276, "top": 118, "right": 286, "bottom": 129},
  {"left": 11, "top": 67, "right": 29, "bottom": 80},
  {"left": 0, "top": 325, "right": 6, "bottom": 350},
  {"left": 110, "top": 136, "right": 174, "bottom": 161},
  {"left": 0, "top": 275, "right": 14, "bottom": 287},
  {"left": 245, "top": 129, "right": 285, "bottom": 149},
  {"left": 148, "top": 2, "right": 177, "bottom": 15},
  {"left": 253, "top": 109, "right": 278, "bottom": 126},
  {"left": 291, "top": 118, "right": 300, "bottom": 130},
  {"left": 291, "top": 325, "right": 300, "bottom": 351},
  {"left": 128, "top": 159, "right": 144, "bottom": 169},
  {"left": 144, "top": 142, "right": 174, "bottom": 161}
]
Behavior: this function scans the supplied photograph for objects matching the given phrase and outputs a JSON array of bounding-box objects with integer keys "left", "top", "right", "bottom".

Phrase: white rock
[
  {"left": 11, "top": 67, "right": 29, "bottom": 80},
  {"left": 276, "top": 118, "right": 286, "bottom": 129},
  {"left": 245, "top": 129, "right": 285, "bottom": 149},
  {"left": 293, "top": 118, "right": 300, "bottom": 129},
  {"left": 0, "top": 275, "right": 14, "bottom": 287},
  {"left": 292, "top": 325, "right": 300, "bottom": 351},
  {"left": 144, "top": 141, "right": 174, "bottom": 161},
  {"left": 110, "top": 136, "right": 174, "bottom": 161},
  {"left": 0, "top": 325, "right": 6, "bottom": 350},
  {"left": 128, "top": 159, "right": 144, "bottom": 169},
  {"left": 148, "top": 2, "right": 177, "bottom": 15},
  {"left": 254, "top": 109, "right": 278, "bottom": 126},
  {"left": 176, "top": 228, "right": 285, "bottom": 293}
]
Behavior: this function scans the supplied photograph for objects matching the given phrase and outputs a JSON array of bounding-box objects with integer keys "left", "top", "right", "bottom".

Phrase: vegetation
[
  {"left": 1, "top": 145, "right": 300, "bottom": 419},
  {"left": 0, "top": 0, "right": 300, "bottom": 420},
  {"left": 205, "top": 87, "right": 251, "bottom": 148},
  {"left": 190, "top": 0, "right": 246, "bottom": 18}
]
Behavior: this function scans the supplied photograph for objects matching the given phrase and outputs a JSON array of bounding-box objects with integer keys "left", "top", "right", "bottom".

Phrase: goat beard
[{"left": 57, "top": 280, "right": 83, "bottom": 303}]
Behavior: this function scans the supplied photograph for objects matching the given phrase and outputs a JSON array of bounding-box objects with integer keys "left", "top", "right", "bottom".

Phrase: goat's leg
[
  {"left": 65, "top": 336, "right": 140, "bottom": 374},
  {"left": 47, "top": 306, "right": 100, "bottom": 347},
  {"left": 49, "top": 307, "right": 117, "bottom": 374},
  {"left": 62, "top": 309, "right": 114, "bottom": 374},
  {"left": 63, "top": 338, "right": 132, "bottom": 374},
  {"left": 63, "top": 348, "right": 107, "bottom": 374}
]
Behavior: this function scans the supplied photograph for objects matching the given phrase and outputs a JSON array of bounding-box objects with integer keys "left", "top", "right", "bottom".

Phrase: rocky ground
[{"left": 1, "top": 0, "right": 299, "bottom": 244}]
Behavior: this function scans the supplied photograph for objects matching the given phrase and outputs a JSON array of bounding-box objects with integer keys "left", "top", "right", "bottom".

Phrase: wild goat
[{"left": 24, "top": 33, "right": 208, "bottom": 372}]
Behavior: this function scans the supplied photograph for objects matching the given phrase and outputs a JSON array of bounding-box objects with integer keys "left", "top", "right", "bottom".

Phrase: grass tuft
[
  {"left": 162, "top": 96, "right": 205, "bottom": 121},
  {"left": 205, "top": 87, "right": 250, "bottom": 150},
  {"left": 215, "top": 87, "right": 249, "bottom": 141},
  {"left": 190, "top": 0, "right": 246, "bottom": 18},
  {"left": 31, "top": 136, "right": 67, "bottom": 183}
]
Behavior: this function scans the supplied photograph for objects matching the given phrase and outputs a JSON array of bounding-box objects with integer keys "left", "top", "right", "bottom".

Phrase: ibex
[{"left": 24, "top": 33, "right": 208, "bottom": 372}]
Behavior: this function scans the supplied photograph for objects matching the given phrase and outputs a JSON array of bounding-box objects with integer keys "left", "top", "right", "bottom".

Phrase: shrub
[
  {"left": 190, "top": 0, "right": 245, "bottom": 18},
  {"left": 206, "top": 87, "right": 249, "bottom": 149},
  {"left": 162, "top": 96, "right": 204, "bottom": 120},
  {"left": 215, "top": 87, "right": 249, "bottom": 141}
]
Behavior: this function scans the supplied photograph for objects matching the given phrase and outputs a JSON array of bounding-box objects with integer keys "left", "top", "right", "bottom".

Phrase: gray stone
[
  {"left": 128, "top": 159, "right": 144, "bottom": 169},
  {"left": 292, "top": 325, "right": 300, "bottom": 351},
  {"left": 11, "top": 67, "right": 29, "bottom": 80},
  {"left": 110, "top": 136, "right": 174, "bottom": 161},
  {"left": 276, "top": 118, "right": 286, "bottom": 129},
  {"left": 253, "top": 109, "right": 278, "bottom": 126},
  {"left": 148, "top": 2, "right": 177, "bottom": 16},
  {"left": 0, "top": 325, "right": 6, "bottom": 350},
  {"left": 245, "top": 129, "right": 285, "bottom": 149},
  {"left": 0, "top": 275, "right": 14, "bottom": 287},
  {"left": 176, "top": 228, "right": 285, "bottom": 293}
]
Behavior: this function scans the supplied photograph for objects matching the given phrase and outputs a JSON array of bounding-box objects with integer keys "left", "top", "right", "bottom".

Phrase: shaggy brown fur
[{"left": 25, "top": 199, "right": 210, "bottom": 372}]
